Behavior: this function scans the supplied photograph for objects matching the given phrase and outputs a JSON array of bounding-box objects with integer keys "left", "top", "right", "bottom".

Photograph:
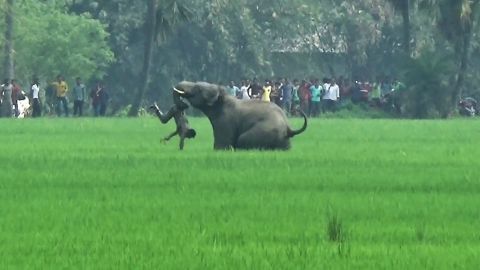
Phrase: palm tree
[
  {"left": 402, "top": 50, "right": 455, "bottom": 118},
  {"left": 388, "top": 0, "right": 412, "bottom": 55},
  {"left": 128, "top": 0, "right": 192, "bottom": 117},
  {"left": 450, "top": 0, "right": 480, "bottom": 108},
  {"left": 398, "top": 0, "right": 479, "bottom": 116},
  {"left": 433, "top": 0, "right": 480, "bottom": 113}
]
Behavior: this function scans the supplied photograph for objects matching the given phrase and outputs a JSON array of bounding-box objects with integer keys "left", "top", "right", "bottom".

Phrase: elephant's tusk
[{"left": 173, "top": 87, "right": 185, "bottom": 95}]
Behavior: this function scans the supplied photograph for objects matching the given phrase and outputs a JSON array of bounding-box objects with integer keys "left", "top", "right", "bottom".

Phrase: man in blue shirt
[
  {"left": 73, "top": 77, "right": 87, "bottom": 116},
  {"left": 280, "top": 78, "right": 293, "bottom": 116},
  {"left": 226, "top": 81, "right": 239, "bottom": 98}
]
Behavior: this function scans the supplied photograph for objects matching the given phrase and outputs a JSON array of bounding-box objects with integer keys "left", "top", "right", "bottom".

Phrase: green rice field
[{"left": 1, "top": 117, "right": 479, "bottom": 269}]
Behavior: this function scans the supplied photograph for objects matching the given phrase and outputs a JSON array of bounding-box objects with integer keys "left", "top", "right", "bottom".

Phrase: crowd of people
[
  {"left": 0, "top": 74, "right": 408, "bottom": 119},
  {"left": 0, "top": 75, "right": 109, "bottom": 118},
  {"left": 223, "top": 76, "right": 405, "bottom": 117}
]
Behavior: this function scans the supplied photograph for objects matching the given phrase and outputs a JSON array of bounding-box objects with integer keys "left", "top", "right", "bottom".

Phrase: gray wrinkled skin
[{"left": 173, "top": 81, "right": 307, "bottom": 150}]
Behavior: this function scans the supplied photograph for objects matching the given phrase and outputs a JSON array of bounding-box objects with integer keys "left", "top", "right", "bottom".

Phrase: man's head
[
  {"left": 185, "top": 128, "right": 196, "bottom": 139},
  {"left": 57, "top": 75, "right": 63, "bottom": 82},
  {"left": 76, "top": 77, "right": 82, "bottom": 85}
]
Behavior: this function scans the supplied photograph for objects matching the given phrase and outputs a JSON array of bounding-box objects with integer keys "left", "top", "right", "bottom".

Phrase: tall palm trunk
[
  {"left": 128, "top": 0, "right": 158, "bottom": 117},
  {"left": 3, "top": 0, "right": 14, "bottom": 79},
  {"left": 401, "top": 0, "right": 411, "bottom": 55},
  {"left": 451, "top": 0, "right": 479, "bottom": 113}
]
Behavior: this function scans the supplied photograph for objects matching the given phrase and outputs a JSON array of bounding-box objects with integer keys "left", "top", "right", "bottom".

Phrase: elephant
[{"left": 172, "top": 81, "right": 307, "bottom": 150}]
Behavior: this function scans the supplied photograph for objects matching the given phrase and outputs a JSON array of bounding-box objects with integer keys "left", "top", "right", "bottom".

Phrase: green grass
[{"left": 1, "top": 117, "right": 479, "bottom": 269}]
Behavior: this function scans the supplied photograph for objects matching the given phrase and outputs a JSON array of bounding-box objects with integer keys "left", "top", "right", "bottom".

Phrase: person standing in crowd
[
  {"left": 43, "top": 83, "right": 56, "bottom": 116},
  {"left": 381, "top": 77, "right": 393, "bottom": 97},
  {"left": 261, "top": 80, "right": 272, "bottom": 102},
  {"left": 370, "top": 79, "right": 382, "bottom": 107},
  {"left": 322, "top": 78, "right": 331, "bottom": 113},
  {"left": 325, "top": 78, "right": 340, "bottom": 112},
  {"left": 299, "top": 80, "right": 311, "bottom": 114},
  {"left": 1, "top": 79, "right": 13, "bottom": 117},
  {"left": 281, "top": 78, "right": 293, "bottom": 116},
  {"left": 392, "top": 78, "right": 406, "bottom": 114},
  {"left": 90, "top": 81, "right": 101, "bottom": 116},
  {"left": 72, "top": 77, "right": 87, "bottom": 117},
  {"left": 31, "top": 78, "right": 41, "bottom": 117},
  {"left": 226, "top": 80, "right": 239, "bottom": 97},
  {"left": 90, "top": 81, "right": 109, "bottom": 116},
  {"left": 239, "top": 80, "right": 250, "bottom": 100},
  {"left": 271, "top": 81, "right": 282, "bottom": 106},
  {"left": 309, "top": 79, "right": 323, "bottom": 117},
  {"left": 11, "top": 79, "right": 22, "bottom": 117},
  {"left": 53, "top": 75, "right": 69, "bottom": 117},
  {"left": 248, "top": 78, "right": 262, "bottom": 100},
  {"left": 351, "top": 80, "right": 363, "bottom": 104},
  {"left": 99, "top": 82, "right": 109, "bottom": 116},
  {"left": 291, "top": 79, "right": 300, "bottom": 115}
]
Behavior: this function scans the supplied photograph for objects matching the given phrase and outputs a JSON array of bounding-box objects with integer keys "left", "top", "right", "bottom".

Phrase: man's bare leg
[{"left": 150, "top": 102, "right": 177, "bottom": 124}]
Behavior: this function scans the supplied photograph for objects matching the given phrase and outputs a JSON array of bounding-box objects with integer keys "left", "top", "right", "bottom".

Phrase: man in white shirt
[
  {"left": 31, "top": 78, "right": 41, "bottom": 117},
  {"left": 322, "top": 78, "right": 331, "bottom": 113},
  {"left": 239, "top": 80, "right": 250, "bottom": 100},
  {"left": 323, "top": 78, "right": 340, "bottom": 112}
]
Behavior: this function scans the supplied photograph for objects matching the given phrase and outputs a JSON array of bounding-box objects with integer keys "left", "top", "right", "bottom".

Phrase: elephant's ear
[{"left": 200, "top": 85, "right": 220, "bottom": 106}]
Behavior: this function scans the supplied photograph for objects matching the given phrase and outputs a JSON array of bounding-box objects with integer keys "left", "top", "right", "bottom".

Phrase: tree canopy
[{"left": 1, "top": 0, "right": 479, "bottom": 118}]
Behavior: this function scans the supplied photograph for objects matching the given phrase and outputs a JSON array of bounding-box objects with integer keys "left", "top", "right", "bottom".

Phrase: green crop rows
[{"left": 1, "top": 118, "right": 479, "bottom": 269}]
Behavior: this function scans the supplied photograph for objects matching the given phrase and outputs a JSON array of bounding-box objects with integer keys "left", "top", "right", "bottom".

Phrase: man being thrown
[{"left": 149, "top": 93, "right": 196, "bottom": 150}]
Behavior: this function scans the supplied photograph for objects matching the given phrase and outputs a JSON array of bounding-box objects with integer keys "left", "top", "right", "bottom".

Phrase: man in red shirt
[
  {"left": 11, "top": 79, "right": 22, "bottom": 117},
  {"left": 298, "top": 80, "right": 311, "bottom": 115}
]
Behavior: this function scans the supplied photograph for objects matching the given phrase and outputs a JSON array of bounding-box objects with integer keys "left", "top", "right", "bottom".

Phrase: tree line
[{"left": 1, "top": 0, "right": 479, "bottom": 118}]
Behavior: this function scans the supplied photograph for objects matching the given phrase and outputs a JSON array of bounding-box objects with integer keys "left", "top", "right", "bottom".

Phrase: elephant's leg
[
  {"left": 236, "top": 126, "right": 290, "bottom": 150},
  {"left": 213, "top": 135, "right": 235, "bottom": 150},
  {"left": 213, "top": 140, "right": 234, "bottom": 150},
  {"left": 212, "top": 126, "right": 235, "bottom": 150}
]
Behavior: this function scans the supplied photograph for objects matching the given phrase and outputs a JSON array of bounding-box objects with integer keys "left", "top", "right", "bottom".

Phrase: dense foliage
[{"left": 1, "top": 0, "right": 479, "bottom": 117}]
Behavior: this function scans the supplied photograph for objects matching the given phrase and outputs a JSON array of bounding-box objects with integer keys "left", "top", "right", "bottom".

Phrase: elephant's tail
[{"left": 287, "top": 109, "right": 308, "bottom": 138}]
